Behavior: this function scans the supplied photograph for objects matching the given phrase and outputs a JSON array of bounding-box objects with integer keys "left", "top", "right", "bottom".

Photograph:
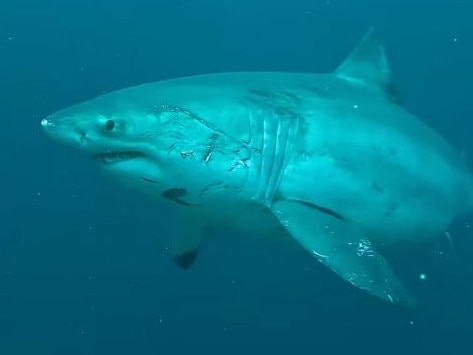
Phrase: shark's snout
[
  {"left": 40, "top": 117, "right": 61, "bottom": 137},
  {"left": 40, "top": 115, "right": 81, "bottom": 148},
  {"left": 40, "top": 118, "right": 53, "bottom": 128},
  {"left": 40, "top": 117, "right": 57, "bottom": 137},
  {"left": 40, "top": 117, "right": 62, "bottom": 139}
]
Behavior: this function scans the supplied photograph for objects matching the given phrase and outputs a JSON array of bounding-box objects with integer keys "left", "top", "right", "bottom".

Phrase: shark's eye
[{"left": 105, "top": 119, "right": 115, "bottom": 131}]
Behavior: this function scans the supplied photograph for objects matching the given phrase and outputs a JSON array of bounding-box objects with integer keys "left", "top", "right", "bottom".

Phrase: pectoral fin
[
  {"left": 271, "top": 199, "right": 416, "bottom": 307},
  {"left": 174, "top": 248, "right": 200, "bottom": 269},
  {"left": 171, "top": 221, "right": 213, "bottom": 269}
]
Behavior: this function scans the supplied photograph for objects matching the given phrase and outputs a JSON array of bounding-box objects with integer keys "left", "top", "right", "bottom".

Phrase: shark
[{"left": 41, "top": 29, "right": 473, "bottom": 307}]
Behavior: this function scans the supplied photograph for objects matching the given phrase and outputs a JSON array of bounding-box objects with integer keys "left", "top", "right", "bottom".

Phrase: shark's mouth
[{"left": 93, "top": 151, "right": 143, "bottom": 165}]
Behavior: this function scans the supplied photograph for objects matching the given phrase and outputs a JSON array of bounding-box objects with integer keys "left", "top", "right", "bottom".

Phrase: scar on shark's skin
[
  {"left": 141, "top": 177, "right": 158, "bottom": 184},
  {"left": 203, "top": 133, "right": 219, "bottom": 163},
  {"left": 161, "top": 187, "right": 202, "bottom": 206}
]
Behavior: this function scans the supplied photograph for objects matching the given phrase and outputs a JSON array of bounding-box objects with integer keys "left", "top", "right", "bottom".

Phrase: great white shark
[{"left": 41, "top": 29, "right": 473, "bottom": 307}]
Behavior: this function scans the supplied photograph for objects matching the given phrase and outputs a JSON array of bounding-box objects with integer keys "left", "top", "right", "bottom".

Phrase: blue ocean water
[{"left": 1, "top": 0, "right": 472, "bottom": 354}]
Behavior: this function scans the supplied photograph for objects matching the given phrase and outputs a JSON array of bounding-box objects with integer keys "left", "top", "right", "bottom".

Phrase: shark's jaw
[
  {"left": 92, "top": 151, "right": 144, "bottom": 165},
  {"left": 40, "top": 114, "right": 167, "bottom": 193},
  {"left": 90, "top": 150, "right": 166, "bottom": 198}
]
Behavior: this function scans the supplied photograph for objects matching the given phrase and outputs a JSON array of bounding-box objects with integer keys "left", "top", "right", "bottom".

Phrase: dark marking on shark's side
[
  {"left": 298, "top": 200, "right": 346, "bottom": 221},
  {"left": 162, "top": 187, "right": 201, "bottom": 206},
  {"left": 274, "top": 193, "right": 346, "bottom": 221}
]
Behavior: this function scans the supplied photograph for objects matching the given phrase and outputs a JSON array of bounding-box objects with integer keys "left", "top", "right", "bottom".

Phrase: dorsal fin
[{"left": 335, "top": 27, "right": 394, "bottom": 98}]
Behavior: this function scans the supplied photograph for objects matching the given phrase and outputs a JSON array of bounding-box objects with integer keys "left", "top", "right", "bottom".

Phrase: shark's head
[
  {"left": 41, "top": 92, "right": 199, "bottom": 199},
  {"left": 41, "top": 88, "right": 245, "bottom": 205}
]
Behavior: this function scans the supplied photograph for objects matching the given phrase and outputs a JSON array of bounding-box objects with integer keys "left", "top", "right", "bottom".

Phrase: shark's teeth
[{"left": 93, "top": 151, "right": 142, "bottom": 164}]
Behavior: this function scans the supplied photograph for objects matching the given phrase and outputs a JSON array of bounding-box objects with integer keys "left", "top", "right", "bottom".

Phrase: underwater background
[{"left": 1, "top": 0, "right": 472, "bottom": 354}]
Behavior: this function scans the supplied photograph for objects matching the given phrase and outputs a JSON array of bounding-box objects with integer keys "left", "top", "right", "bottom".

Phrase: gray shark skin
[{"left": 41, "top": 29, "right": 473, "bottom": 307}]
